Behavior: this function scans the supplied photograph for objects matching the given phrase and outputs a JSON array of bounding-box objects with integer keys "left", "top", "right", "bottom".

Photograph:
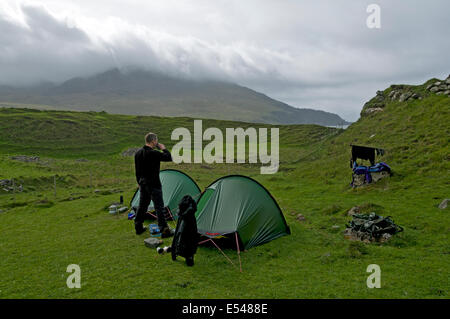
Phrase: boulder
[
  {"left": 296, "top": 213, "right": 306, "bottom": 221},
  {"left": 399, "top": 93, "right": 410, "bottom": 102},
  {"left": 347, "top": 206, "right": 360, "bottom": 216},
  {"left": 364, "top": 107, "right": 384, "bottom": 115},
  {"left": 371, "top": 171, "right": 390, "bottom": 183},
  {"left": 438, "top": 199, "right": 449, "bottom": 210},
  {"left": 430, "top": 86, "right": 439, "bottom": 93},
  {"left": 352, "top": 174, "right": 367, "bottom": 187},
  {"left": 121, "top": 147, "right": 140, "bottom": 157},
  {"left": 10, "top": 155, "right": 40, "bottom": 163},
  {"left": 144, "top": 237, "right": 163, "bottom": 248}
]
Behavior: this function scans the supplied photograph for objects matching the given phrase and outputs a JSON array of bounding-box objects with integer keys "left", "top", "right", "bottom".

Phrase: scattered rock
[
  {"left": 438, "top": 199, "right": 449, "bottom": 210},
  {"left": 0, "top": 179, "right": 23, "bottom": 193},
  {"left": 430, "top": 86, "right": 439, "bottom": 93},
  {"left": 399, "top": 92, "right": 412, "bottom": 102},
  {"left": 426, "top": 76, "right": 450, "bottom": 96},
  {"left": 10, "top": 155, "right": 40, "bottom": 163},
  {"left": 0, "top": 179, "right": 11, "bottom": 186},
  {"left": 347, "top": 206, "right": 360, "bottom": 216},
  {"left": 144, "top": 237, "right": 163, "bottom": 248},
  {"left": 371, "top": 171, "right": 390, "bottom": 183},
  {"left": 363, "top": 107, "right": 384, "bottom": 115},
  {"left": 351, "top": 174, "right": 367, "bottom": 187},
  {"left": 296, "top": 213, "right": 306, "bottom": 222},
  {"left": 75, "top": 158, "right": 89, "bottom": 162},
  {"left": 121, "top": 147, "right": 140, "bottom": 157},
  {"left": 379, "top": 233, "right": 392, "bottom": 243}
]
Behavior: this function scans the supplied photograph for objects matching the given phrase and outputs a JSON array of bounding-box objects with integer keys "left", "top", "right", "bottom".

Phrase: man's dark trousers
[{"left": 135, "top": 183, "right": 168, "bottom": 230}]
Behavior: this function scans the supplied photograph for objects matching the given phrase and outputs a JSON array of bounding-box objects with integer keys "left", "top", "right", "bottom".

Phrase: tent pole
[
  {"left": 235, "top": 232, "right": 243, "bottom": 273},
  {"left": 210, "top": 238, "right": 237, "bottom": 269},
  {"left": 166, "top": 207, "right": 174, "bottom": 220},
  {"left": 198, "top": 238, "right": 211, "bottom": 245}
]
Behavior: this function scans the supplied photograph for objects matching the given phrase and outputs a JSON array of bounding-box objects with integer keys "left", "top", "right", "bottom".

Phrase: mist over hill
[{"left": 0, "top": 68, "right": 349, "bottom": 126}]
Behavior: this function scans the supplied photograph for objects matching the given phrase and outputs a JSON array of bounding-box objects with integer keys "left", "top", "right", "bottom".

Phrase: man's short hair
[{"left": 145, "top": 132, "right": 158, "bottom": 144}]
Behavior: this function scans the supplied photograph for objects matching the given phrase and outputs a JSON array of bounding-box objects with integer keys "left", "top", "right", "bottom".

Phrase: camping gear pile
[
  {"left": 350, "top": 145, "right": 391, "bottom": 187},
  {"left": 108, "top": 202, "right": 128, "bottom": 215},
  {"left": 128, "top": 170, "right": 291, "bottom": 270},
  {"left": 344, "top": 212, "right": 403, "bottom": 243}
]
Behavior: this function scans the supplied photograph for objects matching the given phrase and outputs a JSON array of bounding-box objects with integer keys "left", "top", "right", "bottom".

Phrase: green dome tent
[
  {"left": 130, "top": 169, "right": 201, "bottom": 220},
  {"left": 196, "top": 175, "right": 290, "bottom": 250}
]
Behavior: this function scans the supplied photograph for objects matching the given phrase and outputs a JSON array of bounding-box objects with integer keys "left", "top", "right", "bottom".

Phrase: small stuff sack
[{"left": 149, "top": 224, "right": 161, "bottom": 237}]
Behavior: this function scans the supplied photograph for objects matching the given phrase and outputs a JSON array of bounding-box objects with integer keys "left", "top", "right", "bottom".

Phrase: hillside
[
  {"left": 0, "top": 68, "right": 349, "bottom": 126},
  {"left": 0, "top": 75, "right": 448, "bottom": 299}
]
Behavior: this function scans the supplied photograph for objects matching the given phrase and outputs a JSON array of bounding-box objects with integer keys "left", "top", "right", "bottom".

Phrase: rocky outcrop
[
  {"left": 121, "top": 147, "right": 140, "bottom": 157},
  {"left": 10, "top": 155, "right": 40, "bottom": 163},
  {"left": 426, "top": 75, "right": 450, "bottom": 96},
  {"left": 0, "top": 179, "right": 23, "bottom": 193},
  {"left": 361, "top": 74, "right": 449, "bottom": 117},
  {"left": 361, "top": 85, "right": 422, "bottom": 116}
]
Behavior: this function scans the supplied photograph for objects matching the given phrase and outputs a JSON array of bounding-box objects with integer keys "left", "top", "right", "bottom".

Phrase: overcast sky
[{"left": 1, "top": 0, "right": 449, "bottom": 121}]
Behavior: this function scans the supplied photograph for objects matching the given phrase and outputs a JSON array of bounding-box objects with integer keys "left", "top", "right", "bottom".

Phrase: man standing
[{"left": 134, "top": 132, "right": 173, "bottom": 236}]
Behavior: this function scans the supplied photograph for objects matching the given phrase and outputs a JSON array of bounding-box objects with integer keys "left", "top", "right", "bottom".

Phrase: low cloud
[{"left": 1, "top": 0, "right": 449, "bottom": 121}]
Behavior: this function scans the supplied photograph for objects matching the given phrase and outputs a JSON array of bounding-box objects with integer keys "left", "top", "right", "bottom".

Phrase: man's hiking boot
[
  {"left": 135, "top": 225, "right": 147, "bottom": 235},
  {"left": 161, "top": 226, "right": 174, "bottom": 238}
]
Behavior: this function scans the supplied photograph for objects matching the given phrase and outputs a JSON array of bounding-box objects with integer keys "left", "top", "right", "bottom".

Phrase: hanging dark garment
[
  {"left": 171, "top": 195, "right": 199, "bottom": 260},
  {"left": 351, "top": 145, "right": 380, "bottom": 166}
]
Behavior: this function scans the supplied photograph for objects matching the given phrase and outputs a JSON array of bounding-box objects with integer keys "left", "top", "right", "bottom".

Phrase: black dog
[{"left": 171, "top": 195, "right": 198, "bottom": 266}]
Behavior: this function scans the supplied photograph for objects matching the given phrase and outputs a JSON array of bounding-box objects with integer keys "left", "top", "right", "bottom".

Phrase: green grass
[{"left": 0, "top": 80, "right": 449, "bottom": 298}]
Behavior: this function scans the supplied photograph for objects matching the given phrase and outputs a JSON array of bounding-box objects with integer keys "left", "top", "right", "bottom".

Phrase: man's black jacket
[{"left": 134, "top": 145, "right": 172, "bottom": 188}]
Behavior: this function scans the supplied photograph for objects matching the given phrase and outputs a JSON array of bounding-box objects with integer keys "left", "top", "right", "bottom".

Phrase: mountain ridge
[{"left": 0, "top": 68, "right": 350, "bottom": 126}]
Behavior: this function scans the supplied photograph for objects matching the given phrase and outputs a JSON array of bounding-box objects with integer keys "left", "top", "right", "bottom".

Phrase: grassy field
[{"left": 0, "top": 82, "right": 448, "bottom": 298}]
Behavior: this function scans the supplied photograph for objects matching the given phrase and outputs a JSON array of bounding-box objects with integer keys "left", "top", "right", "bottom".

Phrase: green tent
[
  {"left": 196, "top": 175, "right": 290, "bottom": 250},
  {"left": 130, "top": 169, "right": 201, "bottom": 220}
]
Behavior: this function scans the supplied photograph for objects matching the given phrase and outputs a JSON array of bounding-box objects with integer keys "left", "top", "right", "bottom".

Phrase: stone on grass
[
  {"left": 347, "top": 206, "right": 360, "bottom": 216},
  {"left": 438, "top": 199, "right": 449, "bottom": 210},
  {"left": 296, "top": 213, "right": 306, "bottom": 222}
]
